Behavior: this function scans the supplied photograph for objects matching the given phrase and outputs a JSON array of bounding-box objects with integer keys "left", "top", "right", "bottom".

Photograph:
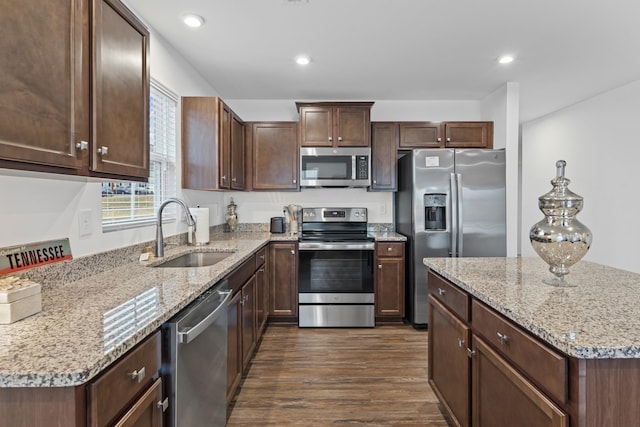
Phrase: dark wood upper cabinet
[
  {"left": 398, "top": 122, "right": 443, "bottom": 148},
  {"left": 370, "top": 122, "right": 398, "bottom": 191},
  {"left": 182, "top": 97, "right": 245, "bottom": 191},
  {"left": 0, "top": 0, "right": 87, "bottom": 172},
  {"left": 0, "top": 0, "right": 150, "bottom": 181},
  {"left": 444, "top": 121, "right": 493, "bottom": 148},
  {"left": 91, "top": 0, "right": 150, "bottom": 179},
  {"left": 297, "top": 102, "right": 373, "bottom": 147},
  {"left": 398, "top": 121, "right": 493, "bottom": 149},
  {"left": 250, "top": 122, "right": 299, "bottom": 191}
]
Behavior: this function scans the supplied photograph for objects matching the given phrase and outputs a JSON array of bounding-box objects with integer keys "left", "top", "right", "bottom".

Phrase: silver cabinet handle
[
  {"left": 496, "top": 332, "right": 509, "bottom": 344},
  {"left": 338, "top": 136, "right": 343, "bottom": 141},
  {"left": 158, "top": 397, "right": 169, "bottom": 412},
  {"left": 129, "top": 366, "right": 146, "bottom": 383},
  {"left": 260, "top": 254, "right": 265, "bottom": 260},
  {"left": 97, "top": 146, "right": 109, "bottom": 156},
  {"left": 438, "top": 288, "right": 446, "bottom": 296},
  {"left": 437, "top": 137, "right": 442, "bottom": 142},
  {"left": 387, "top": 247, "right": 393, "bottom": 252},
  {"left": 221, "top": 175, "right": 226, "bottom": 181},
  {"left": 467, "top": 348, "right": 476, "bottom": 358},
  {"left": 259, "top": 267, "right": 265, "bottom": 273},
  {"left": 75, "top": 141, "right": 88, "bottom": 151},
  {"left": 373, "top": 180, "right": 377, "bottom": 184},
  {"left": 293, "top": 179, "right": 297, "bottom": 184},
  {"left": 457, "top": 338, "right": 465, "bottom": 348},
  {"left": 329, "top": 137, "right": 333, "bottom": 142},
  {"left": 291, "top": 250, "right": 295, "bottom": 254},
  {"left": 378, "top": 264, "right": 382, "bottom": 269},
  {"left": 447, "top": 137, "right": 451, "bottom": 142}
]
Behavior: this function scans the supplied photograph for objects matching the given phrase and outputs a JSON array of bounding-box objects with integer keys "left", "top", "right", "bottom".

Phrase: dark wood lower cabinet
[
  {"left": 269, "top": 242, "right": 298, "bottom": 322},
  {"left": 472, "top": 337, "right": 567, "bottom": 427},
  {"left": 241, "top": 276, "right": 256, "bottom": 369},
  {"left": 226, "top": 290, "right": 242, "bottom": 406},
  {"left": 429, "top": 296, "right": 470, "bottom": 427},
  {"left": 113, "top": 377, "right": 164, "bottom": 427}
]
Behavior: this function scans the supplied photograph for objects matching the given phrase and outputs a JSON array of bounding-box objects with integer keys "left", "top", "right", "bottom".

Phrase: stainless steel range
[{"left": 298, "top": 207, "right": 375, "bottom": 328}]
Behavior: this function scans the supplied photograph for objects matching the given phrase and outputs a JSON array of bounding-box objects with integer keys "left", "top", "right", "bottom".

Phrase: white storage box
[{"left": 0, "top": 276, "right": 42, "bottom": 324}]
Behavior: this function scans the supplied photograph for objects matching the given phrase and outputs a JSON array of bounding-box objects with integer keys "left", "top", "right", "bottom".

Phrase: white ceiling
[{"left": 126, "top": 0, "right": 640, "bottom": 122}]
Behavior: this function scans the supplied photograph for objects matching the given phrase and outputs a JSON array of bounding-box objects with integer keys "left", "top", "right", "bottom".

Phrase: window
[{"left": 101, "top": 81, "right": 178, "bottom": 230}]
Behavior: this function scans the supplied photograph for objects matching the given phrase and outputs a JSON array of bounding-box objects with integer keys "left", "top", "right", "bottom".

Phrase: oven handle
[{"left": 298, "top": 241, "right": 375, "bottom": 251}]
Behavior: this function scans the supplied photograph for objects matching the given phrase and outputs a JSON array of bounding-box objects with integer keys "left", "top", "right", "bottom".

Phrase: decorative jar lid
[{"left": 537, "top": 160, "right": 583, "bottom": 217}]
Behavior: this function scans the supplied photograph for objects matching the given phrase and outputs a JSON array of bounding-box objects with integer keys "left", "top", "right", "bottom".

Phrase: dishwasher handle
[{"left": 178, "top": 290, "right": 232, "bottom": 344}]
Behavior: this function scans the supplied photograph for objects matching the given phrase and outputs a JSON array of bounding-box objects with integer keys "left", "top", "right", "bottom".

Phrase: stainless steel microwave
[{"left": 300, "top": 147, "right": 371, "bottom": 188}]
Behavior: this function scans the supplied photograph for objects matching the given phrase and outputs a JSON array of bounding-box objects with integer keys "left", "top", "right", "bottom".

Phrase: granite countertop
[
  {"left": 0, "top": 232, "right": 300, "bottom": 388},
  {"left": 0, "top": 229, "right": 403, "bottom": 388},
  {"left": 424, "top": 257, "right": 640, "bottom": 359}
]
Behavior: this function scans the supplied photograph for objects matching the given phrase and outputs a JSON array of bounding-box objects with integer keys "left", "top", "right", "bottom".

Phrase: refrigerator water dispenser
[{"left": 424, "top": 194, "right": 446, "bottom": 230}]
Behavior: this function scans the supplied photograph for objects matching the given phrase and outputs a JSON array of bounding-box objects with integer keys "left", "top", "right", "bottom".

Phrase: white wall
[
  {"left": 0, "top": 28, "right": 222, "bottom": 258},
  {"left": 521, "top": 79, "right": 640, "bottom": 273},
  {"left": 480, "top": 83, "right": 520, "bottom": 256}
]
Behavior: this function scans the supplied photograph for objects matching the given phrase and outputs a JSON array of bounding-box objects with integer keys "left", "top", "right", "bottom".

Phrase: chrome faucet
[{"left": 155, "top": 198, "right": 196, "bottom": 257}]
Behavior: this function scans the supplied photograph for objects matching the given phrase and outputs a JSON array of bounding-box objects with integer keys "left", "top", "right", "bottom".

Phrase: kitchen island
[{"left": 424, "top": 256, "right": 640, "bottom": 427}]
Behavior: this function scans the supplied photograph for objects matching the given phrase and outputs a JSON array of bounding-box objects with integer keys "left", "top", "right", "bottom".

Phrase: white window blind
[{"left": 101, "top": 81, "right": 178, "bottom": 231}]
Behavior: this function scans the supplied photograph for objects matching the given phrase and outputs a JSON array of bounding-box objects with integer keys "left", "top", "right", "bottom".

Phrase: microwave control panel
[{"left": 356, "top": 155, "right": 369, "bottom": 179}]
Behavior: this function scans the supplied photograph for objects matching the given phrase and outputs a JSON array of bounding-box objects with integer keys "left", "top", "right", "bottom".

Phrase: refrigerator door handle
[
  {"left": 450, "top": 173, "right": 458, "bottom": 257},
  {"left": 456, "top": 173, "right": 463, "bottom": 257}
]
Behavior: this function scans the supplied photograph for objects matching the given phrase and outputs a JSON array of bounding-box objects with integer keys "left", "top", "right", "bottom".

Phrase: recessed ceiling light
[
  {"left": 182, "top": 13, "right": 205, "bottom": 28},
  {"left": 498, "top": 55, "right": 515, "bottom": 64},
  {"left": 295, "top": 55, "right": 311, "bottom": 65}
]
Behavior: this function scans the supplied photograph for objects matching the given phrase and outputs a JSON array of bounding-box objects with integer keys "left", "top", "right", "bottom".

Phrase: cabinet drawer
[
  {"left": 255, "top": 246, "right": 267, "bottom": 269},
  {"left": 471, "top": 300, "right": 567, "bottom": 404},
  {"left": 228, "top": 255, "right": 256, "bottom": 294},
  {"left": 428, "top": 270, "right": 469, "bottom": 321},
  {"left": 88, "top": 331, "right": 161, "bottom": 427},
  {"left": 376, "top": 242, "right": 404, "bottom": 258}
]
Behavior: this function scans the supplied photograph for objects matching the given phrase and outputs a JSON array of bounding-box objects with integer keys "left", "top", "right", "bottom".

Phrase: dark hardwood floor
[{"left": 227, "top": 324, "right": 452, "bottom": 426}]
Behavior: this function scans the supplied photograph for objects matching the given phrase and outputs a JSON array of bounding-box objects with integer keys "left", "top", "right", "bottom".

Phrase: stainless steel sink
[{"left": 153, "top": 251, "right": 234, "bottom": 268}]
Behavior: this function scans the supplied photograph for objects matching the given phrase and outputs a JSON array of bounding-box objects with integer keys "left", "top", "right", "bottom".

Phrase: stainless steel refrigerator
[{"left": 395, "top": 149, "right": 506, "bottom": 328}]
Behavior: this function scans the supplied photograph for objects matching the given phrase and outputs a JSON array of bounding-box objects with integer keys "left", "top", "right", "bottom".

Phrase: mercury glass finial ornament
[
  {"left": 530, "top": 160, "right": 592, "bottom": 286},
  {"left": 225, "top": 198, "right": 238, "bottom": 232}
]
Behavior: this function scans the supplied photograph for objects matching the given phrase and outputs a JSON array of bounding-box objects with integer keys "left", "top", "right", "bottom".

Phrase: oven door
[{"left": 298, "top": 242, "right": 375, "bottom": 327}]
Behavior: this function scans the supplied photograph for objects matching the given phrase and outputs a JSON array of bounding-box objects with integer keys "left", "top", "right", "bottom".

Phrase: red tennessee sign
[{"left": 0, "top": 239, "right": 73, "bottom": 275}]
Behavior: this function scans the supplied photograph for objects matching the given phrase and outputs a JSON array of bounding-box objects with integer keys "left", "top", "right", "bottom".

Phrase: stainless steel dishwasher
[{"left": 162, "top": 279, "right": 231, "bottom": 427}]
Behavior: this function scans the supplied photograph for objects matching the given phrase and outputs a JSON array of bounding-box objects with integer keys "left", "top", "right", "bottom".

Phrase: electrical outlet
[{"left": 79, "top": 209, "right": 92, "bottom": 237}]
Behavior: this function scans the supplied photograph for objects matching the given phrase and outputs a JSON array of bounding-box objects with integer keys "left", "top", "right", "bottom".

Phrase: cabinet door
[
  {"left": 299, "top": 107, "right": 333, "bottom": 147},
  {"left": 375, "top": 258, "right": 404, "bottom": 317},
  {"left": 252, "top": 122, "right": 299, "bottom": 190},
  {"left": 429, "top": 296, "right": 471, "bottom": 427},
  {"left": 113, "top": 377, "right": 163, "bottom": 427},
  {"left": 226, "top": 291, "right": 242, "bottom": 405},
  {"left": 0, "top": 0, "right": 87, "bottom": 172},
  {"left": 256, "top": 262, "right": 268, "bottom": 335},
  {"left": 218, "top": 102, "right": 231, "bottom": 189},
  {"left": 241, "top": 275, "right": 257, "bottom": 369},
  {"left": 370, "top": 123, "right": 398, "bottom": 191},
  {"left": 398, "top": 122, "right": 443, "bottom": 148},
  {"left": 92, "top": 0, "right": 149, "bottom": 179},
  {"left": 269, "top": 242, "right": 298, "bottom": 318},
  {"left": 472, "top": 336, "right": 567, "bottom": 427},
  {"left": 444, "top": 122, "right": 493, "bottom": 149},
  {"left": 230, "top": 113, "right": 245, "bottom": 190},
  {"left": 335, "top": 107, "right": 370, "bottom": 147}
]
